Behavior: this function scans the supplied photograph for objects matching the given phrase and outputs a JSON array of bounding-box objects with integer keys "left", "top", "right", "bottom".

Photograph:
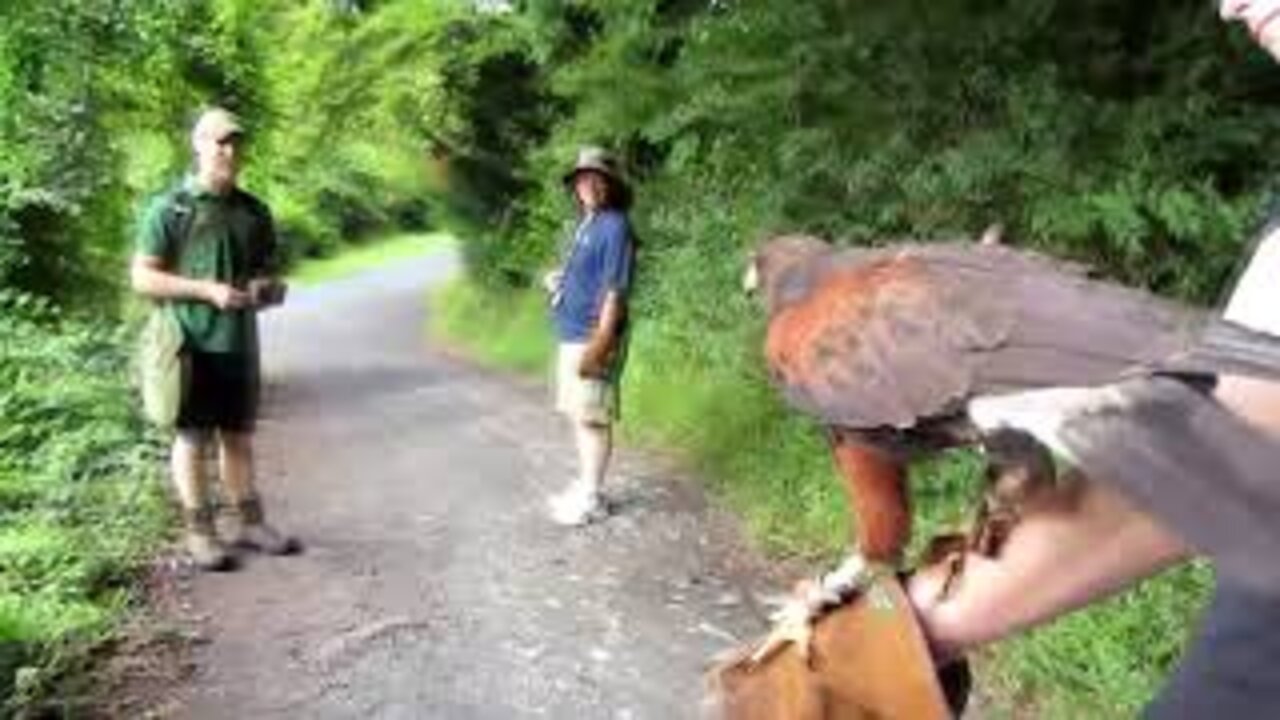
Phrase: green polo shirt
[{"left": 135, "top": 178, "right": 279, "bottom": 354}]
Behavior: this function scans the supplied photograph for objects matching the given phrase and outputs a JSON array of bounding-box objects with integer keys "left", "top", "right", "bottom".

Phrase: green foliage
[
  {"left": 430, "top": 279, "right": 555, "bottom": 376},
  {"left": 990, "top": 563, "right": 1213, "bottom": 719},
  {"left": 461, "top": 0, "right": 1280, "bottom": 302},
  {"left": 0, "top": 1, "right": 136, "bottom": 306},
  {"left": 0, "top": 290, "right": 168, "bottom": 712},
  {"left": 251, "top": 1, "right": 460, "bottom": 260},
  {"left": 0, "top": 0, "right": 276, "bottom": 310}
]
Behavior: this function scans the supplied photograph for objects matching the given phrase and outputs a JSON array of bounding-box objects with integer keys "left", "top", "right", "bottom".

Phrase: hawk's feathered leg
[{"left": 749, "top": 434, "right": 907, "bottom": 665}]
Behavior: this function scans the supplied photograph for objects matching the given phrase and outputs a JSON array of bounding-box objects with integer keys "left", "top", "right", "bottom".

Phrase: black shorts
[
  {"left": 176, "top": 350, "right": 259, "bottom": 433},
  {"left": 1145, "top": 580, "right": 1280, "bottom": 719}
]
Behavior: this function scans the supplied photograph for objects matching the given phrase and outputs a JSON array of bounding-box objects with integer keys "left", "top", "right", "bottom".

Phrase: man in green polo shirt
[{"left": 131, "top": 107, "right": 299, "bottom": 571}]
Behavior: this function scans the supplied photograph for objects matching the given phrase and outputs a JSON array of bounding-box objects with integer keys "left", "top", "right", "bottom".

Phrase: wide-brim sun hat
[{"left": 562, "top": 146, "right": 627, "bottom": 189}]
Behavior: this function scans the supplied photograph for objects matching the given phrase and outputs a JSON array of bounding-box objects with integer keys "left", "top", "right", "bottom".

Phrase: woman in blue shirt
[{"left": 544, "top": 147, "right": 636, "bottom": 526}]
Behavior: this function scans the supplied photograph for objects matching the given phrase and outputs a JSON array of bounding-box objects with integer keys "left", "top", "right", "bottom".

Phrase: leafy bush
[{"left": 0, "top": 290, "right": 168, "bottom": 711}]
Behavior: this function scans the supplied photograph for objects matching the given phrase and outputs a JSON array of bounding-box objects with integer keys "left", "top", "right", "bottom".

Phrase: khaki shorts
[{"left": 555, "top": 342, "right": 618, "bottom": 425}]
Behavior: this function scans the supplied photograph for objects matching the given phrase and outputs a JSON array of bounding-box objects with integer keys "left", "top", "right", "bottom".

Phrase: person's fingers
[
  {"left": 224, "top": 288, "right": 252, "bottom": 309},
  {"left": 906, "top": 560, "right": 953, "bottom": 611},
  {"left": 912, "top": 552, "right": 1003, "bottom": 608},
  {"left": 1221, "top": 0, "right": 1248, "bottom": 21}
]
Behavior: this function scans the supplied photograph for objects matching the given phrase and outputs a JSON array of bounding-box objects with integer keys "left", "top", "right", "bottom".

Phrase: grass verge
[
  {"left": 429, "top": 276, "right": 1212, "bottom": 719},
  {"left": 430, "top": 279, "right": 554, "bottom": 376},
  {"left": 0, "top": 291, "right": 170, "bottom": 714},
  {"left": 288, "top": 232, "right": 452, "bottom": 286}
]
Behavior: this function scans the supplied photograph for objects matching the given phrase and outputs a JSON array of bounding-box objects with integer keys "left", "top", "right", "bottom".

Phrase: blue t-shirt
[
  {"left": 553, "top": 209, "right": 634, "bottom": 342},
  {"left": 1145, "top": 580, "right": 1280, "bottom": 719}
]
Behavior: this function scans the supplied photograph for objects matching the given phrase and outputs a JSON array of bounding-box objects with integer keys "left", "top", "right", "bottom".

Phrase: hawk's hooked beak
[{"left": 743, "top": 258, "right": 760, "bottom": 296}]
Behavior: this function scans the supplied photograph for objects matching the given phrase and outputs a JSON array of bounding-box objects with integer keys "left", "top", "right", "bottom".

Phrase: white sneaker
[{"left": 548, "top": 484, "right": 607, "bottom": 526}]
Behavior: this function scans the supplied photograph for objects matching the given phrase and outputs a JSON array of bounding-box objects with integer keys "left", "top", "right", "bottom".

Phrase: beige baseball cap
[{"left": 191, "top": 107, "right": 244, "bottom": 144}]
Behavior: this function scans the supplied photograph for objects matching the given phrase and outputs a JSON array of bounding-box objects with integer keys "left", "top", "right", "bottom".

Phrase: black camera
[{"left": 249, "top": 278, "right": 287, "bottom": 307}]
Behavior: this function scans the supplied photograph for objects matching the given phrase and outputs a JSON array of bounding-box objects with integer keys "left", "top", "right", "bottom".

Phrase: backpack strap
[
  {"left": 160, "top": 187, "right": 198, "bottom": 267},
  {"left": 148, "top": 187, "right": 198, "bottom": 321}
]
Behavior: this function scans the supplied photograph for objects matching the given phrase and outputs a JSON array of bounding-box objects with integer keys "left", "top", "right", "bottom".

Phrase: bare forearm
[
  {"left": 578, "top": 291, "right": 625, "bottom": 378},
  {"left": 590, "top": 291, "right": 623, "bottom": 346},
  {"left": 130, "top": 261, "right": 212, "bottom": 303},
  {"left": 909, "top": 477, "right": 1191, "bottom": 660},
  {"left": 1214, "top": 375, "right": 1280, "bottom": 438}
]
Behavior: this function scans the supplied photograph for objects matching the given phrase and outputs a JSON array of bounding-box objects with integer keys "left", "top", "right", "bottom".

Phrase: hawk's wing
[
  {"left": 765, "top": 243, "right": 1196, "bottom": 429},
  {"left": 1158, "top": 317, "right": 1280, "bottom": 382},
  {"left": 970, "top": 377, "right": 1280, "bottom": 595},
  {"left": 764, "top": 248, "right": 999, "bottom": 429}
]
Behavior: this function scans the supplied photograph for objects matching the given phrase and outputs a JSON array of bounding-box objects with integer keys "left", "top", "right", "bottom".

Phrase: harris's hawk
[{"left": 743, "top": 232, "right": 1280, "bottom": 660}]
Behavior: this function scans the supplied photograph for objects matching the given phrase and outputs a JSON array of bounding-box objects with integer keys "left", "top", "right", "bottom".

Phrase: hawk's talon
[
  {"left": 749, "top": 594, "right": 819, "bottom": 667},
  {"left": 744, "top": 557, "right": 888, "bottom": 670}
]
